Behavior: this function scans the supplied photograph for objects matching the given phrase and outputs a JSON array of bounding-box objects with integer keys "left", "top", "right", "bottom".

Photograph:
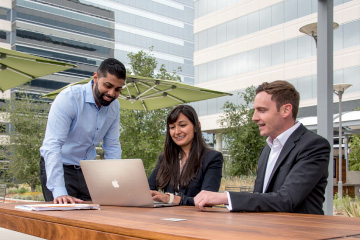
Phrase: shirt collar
[
  {"left": 266, "top": 121, "right": 301, "bottom": 148},
  {"left": 85, "top": 79, "right": 96, "bottom": 104}
]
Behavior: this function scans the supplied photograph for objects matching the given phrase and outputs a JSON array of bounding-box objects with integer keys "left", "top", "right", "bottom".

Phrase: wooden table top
[{"left": 1, "top": 202, "right": 360, "bottom": 240}]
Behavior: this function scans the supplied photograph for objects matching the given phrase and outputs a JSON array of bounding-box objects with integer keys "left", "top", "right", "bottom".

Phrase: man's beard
[{"left": 94, "top": 83, "right": 115, "bottom": 106}]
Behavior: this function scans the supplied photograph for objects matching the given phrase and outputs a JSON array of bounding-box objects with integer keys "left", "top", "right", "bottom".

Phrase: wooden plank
[
  {"left": 0, "top": 212, "right": 141, "bottom": 240},
  {"left": 0, "top": 203, "right": 360, "bottom": 240}
]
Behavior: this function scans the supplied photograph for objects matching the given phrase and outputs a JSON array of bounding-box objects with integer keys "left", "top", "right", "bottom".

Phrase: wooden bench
[
  {"left": 0, "top": 184, "right": 6, "bottom": 202},
  {"left": 225, "top": 185, "right": 254, "bottom": 193}
]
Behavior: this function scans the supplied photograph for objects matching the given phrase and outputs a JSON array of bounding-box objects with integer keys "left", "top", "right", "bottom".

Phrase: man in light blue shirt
[{"left": 40, "top": 58, "right": 126, "bottom": 204}]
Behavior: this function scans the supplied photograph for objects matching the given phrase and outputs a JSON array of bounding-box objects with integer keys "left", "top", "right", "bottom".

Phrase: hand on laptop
[
  {"left": 151, "top": 190, "right": 168, "bottom": 203},
  {"left": 54, "top": 195, "right": 84, "bottom": 204},
  {"left": 151, "top": 190, "right": 179, "bottom": 204}
]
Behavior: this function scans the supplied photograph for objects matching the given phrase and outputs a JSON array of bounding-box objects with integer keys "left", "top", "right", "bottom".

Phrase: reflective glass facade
[
  {"left": 9, "top": 0, "right": 194, "bottom": 96},
  {"left": 0, "top": 7, "right": 11, "bottom": 20},
  {"left": 12, "top": 0, "right": 115, "bottom": 95},
  {"left": 0, "top": 6, "right": 11, "bottom": 44},
  {"left": 81, "top": 0, "right": 195, "bottom": 84},
  {"left": 196, "top": 0, "right": 353, "bottom": 51},
  {"left": 193, "top": 0, "right": 360, "bottom": 123},
  {"left": 196, "top": 20, "right": 360, "bottom": 84}
]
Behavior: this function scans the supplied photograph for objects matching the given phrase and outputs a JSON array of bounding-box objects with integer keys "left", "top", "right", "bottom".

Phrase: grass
[
  {"left": 219, "top": 175, "right": 256, "bottom": 191},
  {"left": 334, "top": 195, "right": 360, "bottom": 217},
  {"left": 6, "top": 184, "right": 45, "bottom": 201}
]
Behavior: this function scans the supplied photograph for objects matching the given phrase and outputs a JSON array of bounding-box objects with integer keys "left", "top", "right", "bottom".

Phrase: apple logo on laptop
[{"left": 112, "top": 179, "right": 120, "bottom": 188}]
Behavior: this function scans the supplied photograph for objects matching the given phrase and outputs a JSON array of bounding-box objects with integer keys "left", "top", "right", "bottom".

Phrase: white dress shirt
[{"left": 262, "top": 121, "right": 300, "bottom": 192}]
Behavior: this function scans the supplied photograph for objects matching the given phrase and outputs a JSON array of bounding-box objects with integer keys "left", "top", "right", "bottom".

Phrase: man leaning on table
[
  {"left": 40, "top": 58, "right": 126, "bottom": 204},
  {"left": 194, "top": 80, "right": 331, "bottom": 215}
]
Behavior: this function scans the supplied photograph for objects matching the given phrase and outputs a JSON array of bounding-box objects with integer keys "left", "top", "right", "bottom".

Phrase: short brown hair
[{"left": 256, "top": 80, "right": 300, "bottom": 119}]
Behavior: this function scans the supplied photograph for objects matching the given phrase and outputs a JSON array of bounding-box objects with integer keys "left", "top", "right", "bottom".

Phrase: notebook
[{"left": 80, "top": 159, "right": 176, "bottom": 208}]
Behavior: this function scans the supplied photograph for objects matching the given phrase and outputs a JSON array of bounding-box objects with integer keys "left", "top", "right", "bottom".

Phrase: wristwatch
[{"left": 165, "top": 192, "right": 174, "bottom": 204}]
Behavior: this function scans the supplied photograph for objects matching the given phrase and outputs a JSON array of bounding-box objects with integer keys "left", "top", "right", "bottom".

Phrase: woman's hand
[
  {"left": 150, "top": 190, "right": 170, "bottom": 203},
  {"left": 150, "top": 190, "right": 181, "bottom": 204}
]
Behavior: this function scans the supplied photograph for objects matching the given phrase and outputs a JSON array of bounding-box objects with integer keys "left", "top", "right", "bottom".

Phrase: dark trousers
[{"left": 39, "top": 156, "right": 91, "bottom": 201}]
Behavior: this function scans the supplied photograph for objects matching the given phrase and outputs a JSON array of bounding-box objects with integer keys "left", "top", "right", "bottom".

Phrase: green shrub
[
  {"left": 8, "top": 189, "right": 17, "bottom": 194},
  {"left": 6, "top": 182, "right": 15, "bottom": 188},
  {"left": 17, "top": 187, "right": 27, "bottom": 194},
  {"left": 35, "top": 185, "right": 42, "bottom": 192},
  {"left": 11, "top": 194, "right": 20, "bottom": 199},
  {"left": 32, "top": 194, "right": 45, "bottom": 201}
]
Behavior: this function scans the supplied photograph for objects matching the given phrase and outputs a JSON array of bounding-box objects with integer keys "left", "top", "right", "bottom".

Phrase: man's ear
[
  {"left": 282, "top": 104, "right": 293, "bottom": 118},
  {"left": 93, "top": 72, "right": 98, "bottom": 84}
]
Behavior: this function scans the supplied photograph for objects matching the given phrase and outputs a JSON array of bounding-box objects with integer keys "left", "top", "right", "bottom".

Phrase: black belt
[
  {"left": 63, "top": 164, "right": 81, "bottom": 169},
  {"left": 41, "top": 156, "right": 81, "bottom": 169}
]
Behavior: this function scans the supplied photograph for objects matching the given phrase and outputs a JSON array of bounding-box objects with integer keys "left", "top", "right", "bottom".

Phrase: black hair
[{"left": 97, "top": 58, "right": 126, "bottom": 80}]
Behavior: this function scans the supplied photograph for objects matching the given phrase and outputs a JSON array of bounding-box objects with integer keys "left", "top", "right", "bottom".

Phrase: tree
[
  {"left": 349, "top": 134, "right": 360, "bottom": 171},
  {"left": 6, "top": 93, "right": 49, "bottom": 191},
  {"left": 127, "top": 48, "right": 157, "bottom": 78},
  {"left": 219, "top": 86, "right": 266, "bottom": 176},
  {"left": 120, "top": 49, "right": 181, "bottom": 174},
  {"left": 349, "top": 106, "right": 360, "bottom": 171}
]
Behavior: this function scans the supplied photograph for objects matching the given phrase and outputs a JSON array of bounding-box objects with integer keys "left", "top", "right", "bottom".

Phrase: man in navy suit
[{"left": 194, "top": 80, "right": 330, "bottom": 214}]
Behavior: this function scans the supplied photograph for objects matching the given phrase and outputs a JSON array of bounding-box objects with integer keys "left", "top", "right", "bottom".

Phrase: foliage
[
  {"left": 349, "top": 134, "right": 360, "bottom": 171},
  {"left": 5, "top": 182, "right": 16, "bottom": 189},
  {"left": 11, "top": 192, "right": 44, "bottom": 201},
  {"left": 120, "top": 109, "right": 168, "bottom": 174},
  {"left": 6, "top": 93, "right": 50, "bottom": 192},
  {"left": 120, "top": 48, "right": 181, "bottom": 174},
  {"left": 17, "top": 187, "right": 27, "bottom": 194},
  {"left": 334, "top": 195, "right": 360, "bottom": 217},
  {"left": 349, "top": 106, "right": 360, "bottom": 171},
  {"left": 127, "top": 47, "right": 157, "bottom": 78},
  {"left": 219, "top": 86, "right": 266, "bottom": 175}
]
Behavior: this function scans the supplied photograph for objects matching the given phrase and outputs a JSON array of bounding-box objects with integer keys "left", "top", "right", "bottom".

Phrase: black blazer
[
  {"left": 148, "top": 149, "right": 223, "bottom": 206},
  {"left": 229, "top": 124, "right": 330, "bottom": 214}
]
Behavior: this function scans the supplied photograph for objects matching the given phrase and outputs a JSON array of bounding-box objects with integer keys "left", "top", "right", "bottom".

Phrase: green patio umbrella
[
  {"left": 43, "top": 75, "right": 232, "bottom": 110},
  {"left": 0, "top": 47, "right": 76, "bottom": 92}
]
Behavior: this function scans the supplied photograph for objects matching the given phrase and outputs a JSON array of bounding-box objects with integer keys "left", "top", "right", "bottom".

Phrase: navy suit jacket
[
  {"left": 148, "top": 149, "right": 223, "bottom": 206},
  {"left": 229, "top": 124, "right": 330, "bottom": 214}
]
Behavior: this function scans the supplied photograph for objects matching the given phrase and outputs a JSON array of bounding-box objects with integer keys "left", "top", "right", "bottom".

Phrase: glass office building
[
  {"left": 193, "top": 0, "right": 360, "bottom": 135},
  {"left": 80, "top": 0, "right": 195, "bottom": 85},
  {"left": 4, "top": 0, "right": 194, "bottom": 95},
  {"left": 9, "top": 0, "right": 115, "bottom": 96},
  {"left": 0, "top": 0, "right": 12, "bottom": 100}
]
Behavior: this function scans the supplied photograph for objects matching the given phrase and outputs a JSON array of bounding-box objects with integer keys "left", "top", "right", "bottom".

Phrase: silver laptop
[{"left": 80, "top": 159, "right": 175, "bottom": 208}]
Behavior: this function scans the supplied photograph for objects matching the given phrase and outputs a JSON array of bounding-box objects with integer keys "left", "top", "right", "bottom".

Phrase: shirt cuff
[
  {"left": 225, "top": 191, "right": 233, "bottom": 211},
  {"left": 52, "top": 187, "right": 68, "bottom": 199}
]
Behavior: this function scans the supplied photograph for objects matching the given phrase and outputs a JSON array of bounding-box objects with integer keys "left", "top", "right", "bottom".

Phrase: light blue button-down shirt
[{"left": 40, "top": 80, "right": 122, "bottom": 198}]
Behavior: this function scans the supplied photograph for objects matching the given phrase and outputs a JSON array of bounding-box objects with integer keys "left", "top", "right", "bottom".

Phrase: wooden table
[{"left": 1, "top": 203, "right": 360, "bottom": 240}]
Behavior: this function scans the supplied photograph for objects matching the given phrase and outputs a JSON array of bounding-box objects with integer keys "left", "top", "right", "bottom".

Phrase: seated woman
[{"left": 148, "top": 105, "right": 223, "bottom": 206}]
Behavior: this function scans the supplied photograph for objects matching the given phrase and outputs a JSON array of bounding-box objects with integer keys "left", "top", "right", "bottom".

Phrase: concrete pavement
[{"left": 0, "top": 227, "right": 45, "bottom": 239}]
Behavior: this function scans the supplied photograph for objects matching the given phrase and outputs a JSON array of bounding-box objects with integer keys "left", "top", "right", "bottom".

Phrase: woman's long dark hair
[{"left": 156, "top": 105, "right": 208, "bottom": 191}]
